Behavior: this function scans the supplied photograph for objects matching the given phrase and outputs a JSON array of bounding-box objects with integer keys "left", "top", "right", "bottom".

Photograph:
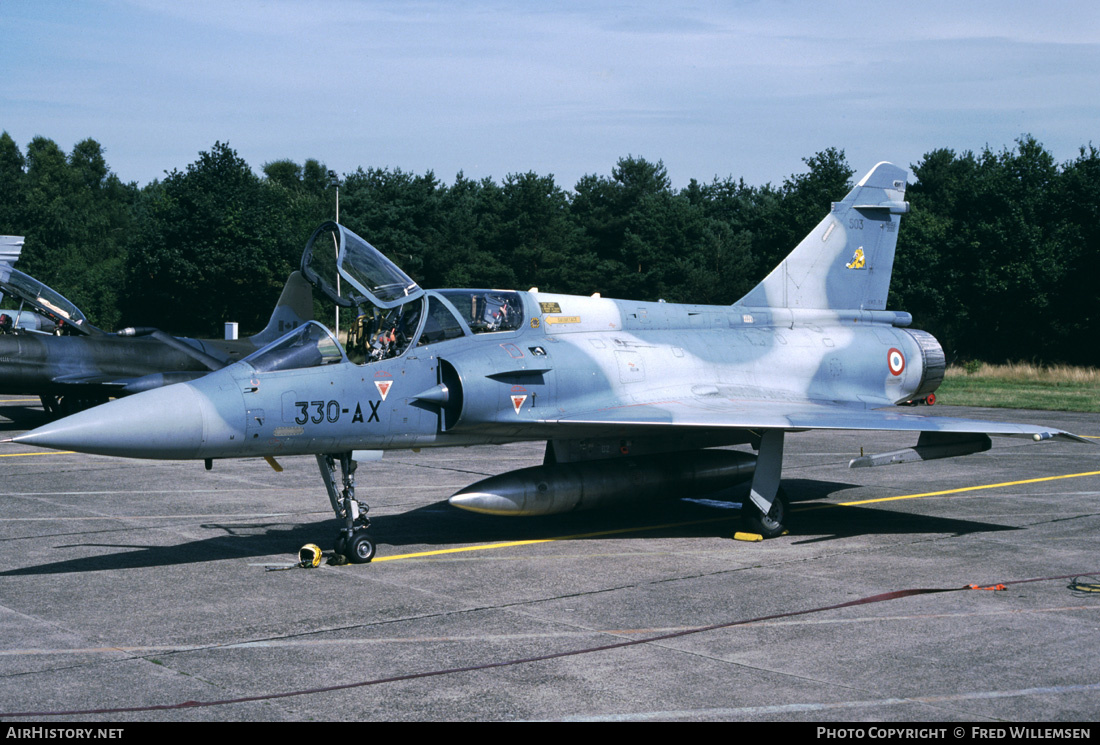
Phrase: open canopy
[
  {"left": 0, "top": 266, "right": 96, "bottom": 335},
  {"left": 300, "top": 222, "right": 423, "bottom": 311}
]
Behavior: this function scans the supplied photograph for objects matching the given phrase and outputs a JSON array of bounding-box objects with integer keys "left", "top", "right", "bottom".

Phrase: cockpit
[
  {"left": 241, "top": 321, "right": 345, "bottom": 373},
  {"left": 0, "top": 266, "right": 97, "bottom": 336},
  {"left": 348, "top": 301, "right": 423, "bottom": 362},
  {"left": 298, "top": 222, "right": 525, "bottom": 364},
  {"left": 437, "top": 290, "right": 523, "bottom": 334}
]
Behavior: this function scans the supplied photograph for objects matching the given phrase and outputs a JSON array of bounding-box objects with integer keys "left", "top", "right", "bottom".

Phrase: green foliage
[
  {"left": 262, "top": 159, "right": 304, "bottom": 189},
  {"left": 339, "top": 166, "right": 444, "bottom": 287},
  {"left": 0, "top": 133, "right": 136, "bottom": 328},
  {"left": 571, "top": 155, "right": 721, "bottom": 301},
  {"left": 1, "top": 133, "right": 1096, "bottom": 365},
  {"left": 894, "top": 136, "right": 1097, "bottom": 365},
  {"left": 124, "top": 142, "right": 304, "bottom": 335},
  {"left": 773, "top": 147, "right": 854, "bottom": 254},
  {"left": 494, "top": 171, "right": 581, "bottom": 293}
]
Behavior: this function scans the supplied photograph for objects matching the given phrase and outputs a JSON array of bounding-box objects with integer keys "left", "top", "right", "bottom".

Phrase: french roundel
[{"left": 887, "top": 348, "right": 905, "bottom": 376}]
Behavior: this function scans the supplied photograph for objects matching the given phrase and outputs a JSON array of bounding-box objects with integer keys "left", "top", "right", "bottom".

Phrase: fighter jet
[
  {"left": 7, "top": 162, "right": 1088, "bottom": 562},
  {"left": 0, "top": 262, "right": 313, "bottom": 415}
]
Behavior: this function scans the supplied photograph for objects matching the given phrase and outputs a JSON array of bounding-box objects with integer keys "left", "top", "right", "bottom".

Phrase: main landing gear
[
  {"left": 742, "top": 487, "right": 790, "bottom": 538},
  {"left": 742, "top": 430, "right": 790, "bottom": 539},
  {"left": 318, "top": 453, "right": 376, "bottom": 563}
]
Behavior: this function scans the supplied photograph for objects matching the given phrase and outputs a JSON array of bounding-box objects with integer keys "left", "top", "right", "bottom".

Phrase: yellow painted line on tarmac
[
  {"left": 838, "top": 470, "right": 1100, "bottom": 506},
  {"left": 4, "top": 450, "right": 1096, "bottom": 560},
  {"left": 790, "top": 469, "right": 1100, "bottom": 512},
  {"left": 0, "top": 398, "right": 40, "bottom": 404},
  {"left": 379, "top": 470, "right": 1100, "bottom": 561},
  {"left": 373, "top": 515, "right": 737, "bottom": 562}
]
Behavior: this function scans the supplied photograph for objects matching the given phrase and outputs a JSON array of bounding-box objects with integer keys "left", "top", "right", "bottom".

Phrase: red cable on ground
[{"left": 2, "top": 571, "right": 1093, "bottom": 718}]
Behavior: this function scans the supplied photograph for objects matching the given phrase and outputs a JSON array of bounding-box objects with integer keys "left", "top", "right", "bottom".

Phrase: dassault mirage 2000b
[{"left": 8, "top": 162, "right": 1088, "bottom": 562}]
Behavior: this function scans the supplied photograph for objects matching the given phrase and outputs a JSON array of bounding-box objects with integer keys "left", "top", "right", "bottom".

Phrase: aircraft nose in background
[{"left": 11, "top": 384, "right": 213, "bottom": 459}]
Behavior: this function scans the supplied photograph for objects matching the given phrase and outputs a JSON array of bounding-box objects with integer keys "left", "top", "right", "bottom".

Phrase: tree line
[{"left": 0, "top": 132, "right": 1096, "bottom": 365}]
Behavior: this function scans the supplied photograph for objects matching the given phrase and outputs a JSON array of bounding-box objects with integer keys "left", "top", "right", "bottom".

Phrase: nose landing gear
[{"left": 318, "top": 452, "right": 376, "bottom": 563}]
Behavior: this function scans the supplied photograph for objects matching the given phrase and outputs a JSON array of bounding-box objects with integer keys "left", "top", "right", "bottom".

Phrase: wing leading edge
[{"left": 536, "top": 398, "right": 1090, "bottom": 444}]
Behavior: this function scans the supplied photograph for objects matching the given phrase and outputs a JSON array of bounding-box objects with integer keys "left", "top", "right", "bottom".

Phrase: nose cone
[{"left": 13, "top": 384, "right": 211, "bottom": 459}]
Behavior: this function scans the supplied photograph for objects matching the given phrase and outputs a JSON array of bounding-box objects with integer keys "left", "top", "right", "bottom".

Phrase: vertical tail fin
[
  {"left": 735, "top": 162, "right": 909, "bottom": 311},
  {"left": 249, "top": 271, "right": 314, "bottom": 345}
]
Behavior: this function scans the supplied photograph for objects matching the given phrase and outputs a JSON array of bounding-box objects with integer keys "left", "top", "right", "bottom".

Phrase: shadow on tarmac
[
  {"left": 1, "top": 478, "right": 1016, "bottom": 576},
  {"left": 0, "top": 404, "right": 50, "bottom": 431}
]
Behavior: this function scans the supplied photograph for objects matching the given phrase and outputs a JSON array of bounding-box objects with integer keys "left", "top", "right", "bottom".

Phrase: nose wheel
[
  {"left": 345, "top": 531, "right": 376, "bottom": 563},
  {"left": 319, "top": 452, "right": 377, "bottom": 563},
  {"left": 334, "top": 527, "right": 376, "bottom": 564}
]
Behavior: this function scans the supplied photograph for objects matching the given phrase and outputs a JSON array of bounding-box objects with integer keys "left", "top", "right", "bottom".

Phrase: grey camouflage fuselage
[{"left": 10, "top": 162, "right": 1086, "bottom": 553}]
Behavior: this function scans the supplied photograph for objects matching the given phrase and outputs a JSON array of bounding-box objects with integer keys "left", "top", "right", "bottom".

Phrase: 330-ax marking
[{"left": 295, "top": 399, "right": 381, "bottom": 425}]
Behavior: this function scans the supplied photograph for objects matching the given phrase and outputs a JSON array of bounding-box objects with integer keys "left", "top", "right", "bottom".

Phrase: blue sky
[{"left": 3, "top": 1, "right": 1098, "bottom": 189}]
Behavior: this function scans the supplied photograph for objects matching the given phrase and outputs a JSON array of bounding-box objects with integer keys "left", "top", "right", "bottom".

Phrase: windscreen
[{"left": 242, "top": 321, "right": 346, "bottom": 373}]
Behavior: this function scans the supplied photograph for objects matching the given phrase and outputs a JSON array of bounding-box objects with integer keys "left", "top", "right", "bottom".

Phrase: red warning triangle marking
[
  {"left": 375, "top": 380, "right": 392, "bottom": 401},
  {"left": 511, "top": 394, "right": 527, "bottom": 414}
]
